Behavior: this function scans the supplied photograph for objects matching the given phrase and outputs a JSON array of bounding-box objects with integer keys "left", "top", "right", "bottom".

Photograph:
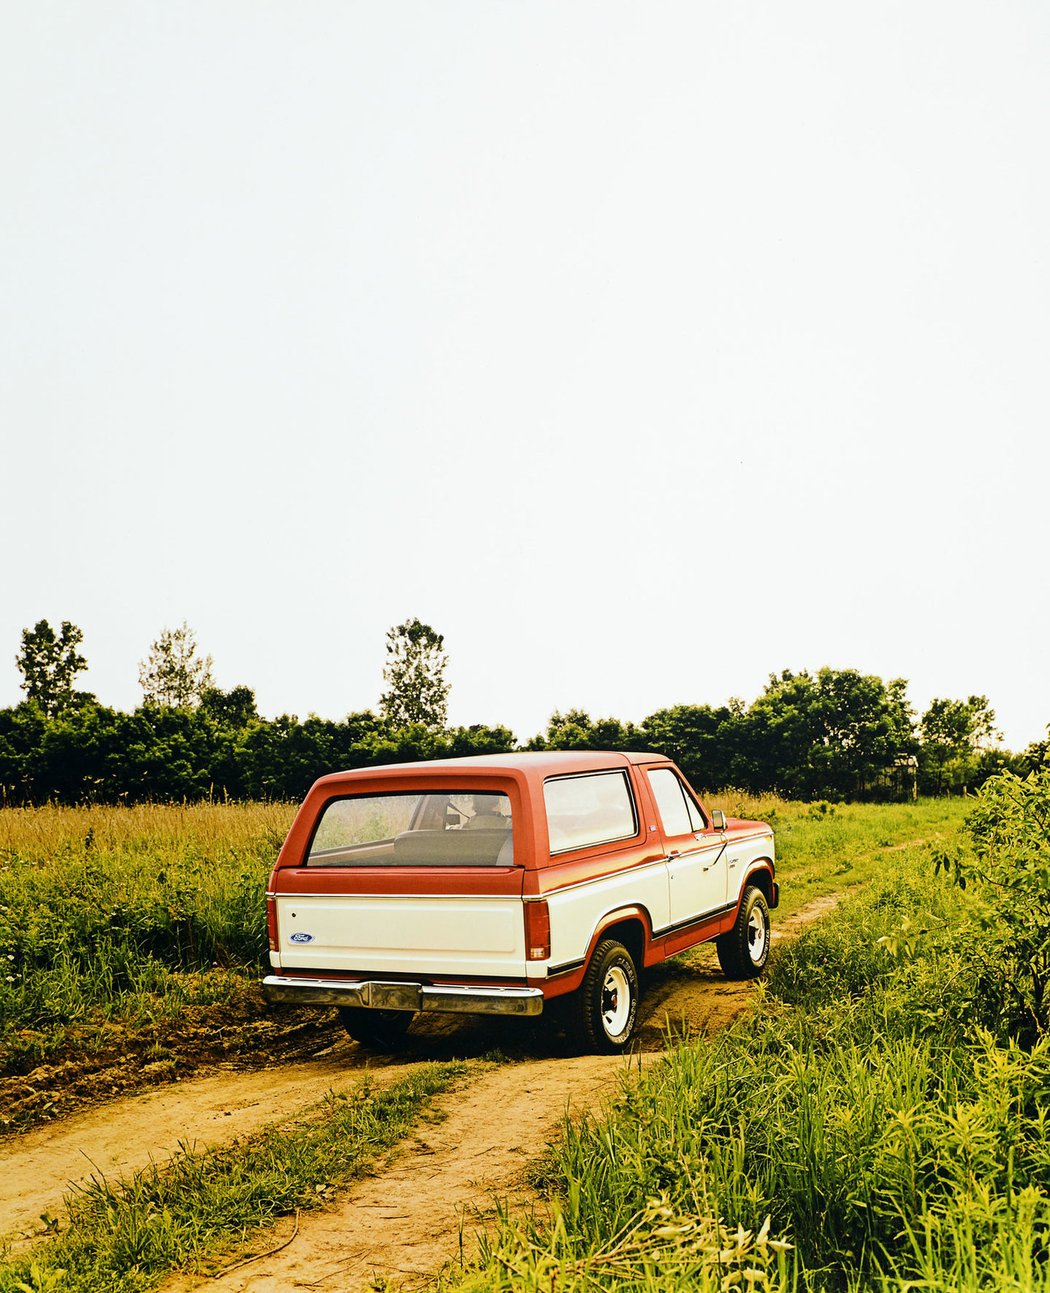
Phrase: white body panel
[
  {"left": 540, "top": 832, "right": 774, "bottom": 976},
  {"left": 543, "top": 858, "right": 671, "bottom": 972},
  {"left": 728, "top": 834, "right": 776, "bottom": 898},
  {"left": 272, "top": 893, "right": 527, "bottom": 979}
]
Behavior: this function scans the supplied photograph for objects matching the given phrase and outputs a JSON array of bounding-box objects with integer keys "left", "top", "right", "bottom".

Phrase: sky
[{"left": 2, "top": 2, "right": 1048, "bottom": 752}]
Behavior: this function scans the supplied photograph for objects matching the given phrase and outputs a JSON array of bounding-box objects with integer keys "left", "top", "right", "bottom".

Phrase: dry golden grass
[{"left": 0, "top": 800, "right": 297, "bottom": 863}]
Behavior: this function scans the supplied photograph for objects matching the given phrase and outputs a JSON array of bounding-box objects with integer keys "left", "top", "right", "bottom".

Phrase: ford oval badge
[{"left": 289, "top": 931, "right": 314, "bottom": 944}]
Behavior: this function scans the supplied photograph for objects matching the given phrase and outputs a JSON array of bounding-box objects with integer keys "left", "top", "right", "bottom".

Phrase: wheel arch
[
  {"left": 741, "top": 860, "right": 776, "bottom": 909},
  {"left": 587, "top": 906, "right": 652, "bottom": 975}
]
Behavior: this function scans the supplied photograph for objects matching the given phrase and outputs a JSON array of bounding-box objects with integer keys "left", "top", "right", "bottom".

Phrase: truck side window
[
  {"left": 647, "top": 768, "right": 691, "bottom": 836},
  {"left": 544, "top": 770, "right": 637, "bottom": 854},
  {"left": 648, "top": 768, "right": 707, "bottom": 836}
]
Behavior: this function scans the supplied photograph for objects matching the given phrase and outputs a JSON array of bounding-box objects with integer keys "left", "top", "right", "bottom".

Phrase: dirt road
[
  {"left": 171, "top": 1052, "right": 639, "bottom": 1293},
  {"left": 1, "top": 898, "right": 835, "bottom": 1286},
  {"left": 0, "top": 1047, "right": 384, "bottom": 1243}
]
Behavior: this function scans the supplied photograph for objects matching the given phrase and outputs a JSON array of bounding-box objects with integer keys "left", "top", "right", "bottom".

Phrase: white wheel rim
[
  {"left": 747, "top": 908, "right": 768, "bottom": 963},
  {"left": 600, "top": 965, "right": 631, "bottom": 1037}
]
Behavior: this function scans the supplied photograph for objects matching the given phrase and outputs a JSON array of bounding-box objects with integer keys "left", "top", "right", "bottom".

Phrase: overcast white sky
[{"left": 2, "top": 2, "right": 1048, "bottom": 751}]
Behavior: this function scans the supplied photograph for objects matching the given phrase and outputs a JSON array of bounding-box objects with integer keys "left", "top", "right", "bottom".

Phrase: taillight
[
  {"left": 266, "top": 895, "right": 279, "bottom": 953},
  {"left": 524, "top": 900, "right": 550, "bottom": 961}
]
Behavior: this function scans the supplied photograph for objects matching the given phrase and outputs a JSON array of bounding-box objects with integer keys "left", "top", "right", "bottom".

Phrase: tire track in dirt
[
  {"left": 0, "top": 1045, "right": 386, "bottom": 1246},
  {"left": 168, "top": 1054, "right": 636, "bottom": 1293},
  {"left": 164, "top": 897, "right": 840, "bottom": 1293}
]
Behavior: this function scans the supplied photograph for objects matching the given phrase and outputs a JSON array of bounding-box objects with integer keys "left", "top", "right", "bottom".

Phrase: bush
[{"left": 938, "top": 767, "right": 1050, "bottom": 1043}]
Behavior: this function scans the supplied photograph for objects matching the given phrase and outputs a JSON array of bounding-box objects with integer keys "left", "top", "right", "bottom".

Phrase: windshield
[{"left": 306, "top": 790, "right": 514, "bottom": 866}]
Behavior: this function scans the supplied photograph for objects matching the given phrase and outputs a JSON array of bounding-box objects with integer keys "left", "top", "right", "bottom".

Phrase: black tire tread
[
  {"left": 337, "top": 1006, "right": 414, "bottom": 1052},
  {"left": 575, "top": 938, "right": 639, "bottom": 1054},
  {"left": 716, "top": 885, "right": 770, "bottom": 980}
]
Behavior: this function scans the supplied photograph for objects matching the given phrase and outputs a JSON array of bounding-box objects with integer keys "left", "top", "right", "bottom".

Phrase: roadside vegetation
[
  {"left": 0, "top": 1061, "right": 472, "bottom": 1293},
  {"left": 449, "top": 768, "right": 1050, "bottom": 1291},
  {"left": 0, "top": 772, "right": 1042, "bottom": 1289},
  {"left": 0, "top": 802, "right": 297, "bottom": 1129},
  {"left": 707, "top": 792, "right": 969, "bottom": 916}
]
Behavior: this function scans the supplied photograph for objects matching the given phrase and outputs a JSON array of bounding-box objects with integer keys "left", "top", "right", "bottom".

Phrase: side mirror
[{"left": 710, "top": 809, "right": 727, "bottom": 832}]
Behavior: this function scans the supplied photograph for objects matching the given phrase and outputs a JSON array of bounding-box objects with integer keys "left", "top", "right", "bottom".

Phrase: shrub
[{"left": 938, "top": 767, "right": 1050, "bottom": 1043}]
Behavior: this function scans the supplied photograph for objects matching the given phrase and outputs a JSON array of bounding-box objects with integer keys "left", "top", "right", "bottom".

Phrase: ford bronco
[{"left": 263, "top": 751, "right": 777, "bottom": 1053}]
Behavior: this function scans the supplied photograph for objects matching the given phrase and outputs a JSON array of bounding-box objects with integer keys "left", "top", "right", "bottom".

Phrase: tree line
[{"left": 1, "top": 617, "right": 1043, "bottom": 806}]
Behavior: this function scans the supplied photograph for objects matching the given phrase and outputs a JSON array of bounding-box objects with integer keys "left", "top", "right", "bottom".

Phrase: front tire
[
  {"left": 576, "top": 938, "right": 639, "bottom": 1053},
  {"left": 338, "top": 1006, "right": 414, "bottom": 1052},
  {"left": 716, "top": 885, "right": 770, "bottom": 979}
]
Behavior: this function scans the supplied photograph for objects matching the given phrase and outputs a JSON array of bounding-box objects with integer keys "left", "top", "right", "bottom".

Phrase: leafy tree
[
  {"left": 138, "top": 622, "right": 214, "bottom": 709},
  {"left": 378, "top": 618, "right": 449, "bottom": 731},
  {"left": 526, "top": 709, "right": 642, "bottom": 752},
  {"left": 745, "top": 668, "right": 916, "bottom": 799},
  {"left": 1023, "top": 728, "right": 1049, "bottom": 774},
  {"left": 15, "top": 619, "right": 89, "bottom": 718},
  {"left": 640, "top": 703, "right": 740, "bottom": 789},
  {"left": 0, "top": 702, "right": 47, "bottom": 801},
  {"left": 443, "top": 724, "right": 517, "bottom": 758},
  {"left": 199, "top": 685, "right": 259, "bottom": 730},
  {"left": 919, "top": 695, "right": 1001, "bottom": 794}
]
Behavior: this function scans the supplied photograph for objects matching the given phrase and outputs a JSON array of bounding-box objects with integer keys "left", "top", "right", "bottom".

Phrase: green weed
[
  {"left": 0, "top": 803, "right": 295, "bottom": 1079},
  {"left": 938, "top": 766, "right": 1050, "bottom": 1042}
]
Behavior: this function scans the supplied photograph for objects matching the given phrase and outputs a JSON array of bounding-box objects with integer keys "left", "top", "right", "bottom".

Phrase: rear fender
[{"left": 544, "top": 905, "right": 652, "bottom": 1000}]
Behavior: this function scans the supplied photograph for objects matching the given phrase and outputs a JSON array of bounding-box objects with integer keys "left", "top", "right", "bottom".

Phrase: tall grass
[
  {"left": 0, "top": 803, "right": 295, "bottom": 1079},
  {"left": 0, "top": 800, "right": 295, "bottom": 859},
  {"left": 450, "top": 842, "right": 1050, "bottom": 1291},
  {"left": 707, "top": 793, "right": 970, "bottom": 915}
]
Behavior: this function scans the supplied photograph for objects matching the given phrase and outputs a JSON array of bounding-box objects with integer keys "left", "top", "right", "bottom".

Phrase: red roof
[{"left": 316, "top": 750, "right": 668, "bottom": 782}]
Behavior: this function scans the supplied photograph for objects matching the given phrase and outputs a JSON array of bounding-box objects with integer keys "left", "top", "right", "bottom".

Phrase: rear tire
[
  {"left": 338, "top": 1006, "right": 414, "bottom": 1052},
  {"left": 716, "top": 886, "right": 770, "bottom": 979},
  {"left": 575, "top": 938, "right": 639, "bottom": 1054}
]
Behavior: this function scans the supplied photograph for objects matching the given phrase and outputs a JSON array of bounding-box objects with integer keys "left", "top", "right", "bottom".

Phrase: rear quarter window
[{"left": 543, "top": 770, "right": 638, "bottom": 854}]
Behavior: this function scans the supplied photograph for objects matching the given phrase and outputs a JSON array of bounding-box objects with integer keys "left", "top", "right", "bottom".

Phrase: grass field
[
  {"left": 707, "top": 792, "right": 969, "bottom": 915},
  {"left": 0, "top": 791, "right": 1010, "bottom": 1290}
]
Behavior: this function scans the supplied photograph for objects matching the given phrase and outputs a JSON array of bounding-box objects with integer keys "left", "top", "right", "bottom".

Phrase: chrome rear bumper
[{"left": 262, "top": 975, "right": 544, "bottom": 1017}]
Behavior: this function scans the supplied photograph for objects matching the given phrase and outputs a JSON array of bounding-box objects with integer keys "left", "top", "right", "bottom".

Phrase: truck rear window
[{"left": 306, "top": 791, "right": 514, "bottom": 867}]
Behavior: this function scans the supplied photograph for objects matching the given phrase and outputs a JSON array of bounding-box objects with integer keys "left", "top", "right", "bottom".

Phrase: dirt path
[
  {"left": 170, "top": 1054, "right": 635, "bottom": 1293},
  {"left": 1, "top": 896, "right": 836, "bottom": 1270},
  {"left": 166, "top": 903, "right": 834, "bottom": 1293},
  {"left": 0, "top": 1043, "right": 385, "bottom": 1244}
]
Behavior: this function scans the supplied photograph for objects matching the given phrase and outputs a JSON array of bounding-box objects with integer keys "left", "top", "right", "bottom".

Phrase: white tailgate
[{"left": 273, "top": 894, "right": 527, "bottom": 979}]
